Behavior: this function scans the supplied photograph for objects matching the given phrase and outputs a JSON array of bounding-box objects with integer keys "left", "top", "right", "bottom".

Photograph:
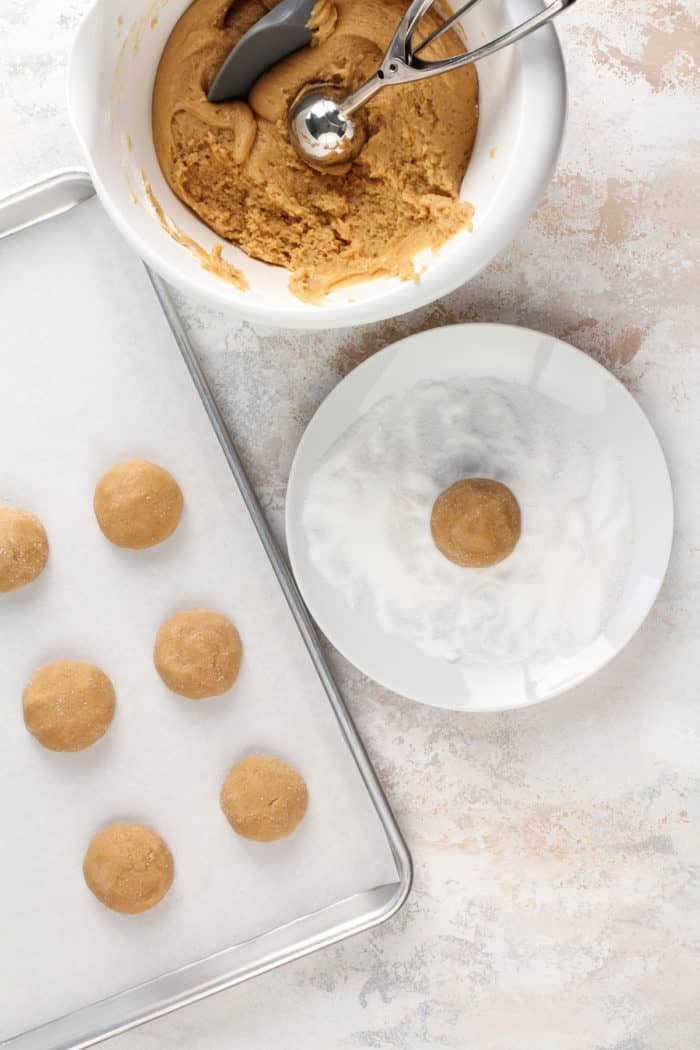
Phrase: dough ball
[
  {"left": 0, "top": 506, "right": 49, "bottom": 593},
  {"left": 83, "top": 822, "right": 174, "bottom": 914},
  {"left": 220, "top": 754, "right": 308, "bottom": 842},
  {"left": 23, "top": 659, "right": 116, "bottom": 751},
  {"left": 94, "top": 458, "right": 183, "bottom": 549},
  {"left": 154, "top": 608, "right": 242, "bottom": 699},
  {"left": 430, "top": 478, "right": 521, "bottom": 568}
]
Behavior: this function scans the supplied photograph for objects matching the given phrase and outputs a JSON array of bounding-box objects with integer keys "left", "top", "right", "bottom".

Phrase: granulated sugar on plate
[{"left": 303, "top": 378, "right": 631, "bottom": 666}]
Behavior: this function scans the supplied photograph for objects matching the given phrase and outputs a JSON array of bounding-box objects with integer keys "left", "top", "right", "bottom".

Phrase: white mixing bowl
[{"left": 67, "top": 0, "right": 566, "bottom": 329}]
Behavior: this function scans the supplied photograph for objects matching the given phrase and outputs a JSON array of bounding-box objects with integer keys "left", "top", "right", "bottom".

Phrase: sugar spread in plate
[{"left": 303, "top": 379, "right": 632, "bottom": 666}]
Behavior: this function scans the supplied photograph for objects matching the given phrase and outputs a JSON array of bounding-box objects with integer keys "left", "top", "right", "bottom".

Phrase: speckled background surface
[{"left": 2, "top": 1, "right": 700, "bottom": 1047}]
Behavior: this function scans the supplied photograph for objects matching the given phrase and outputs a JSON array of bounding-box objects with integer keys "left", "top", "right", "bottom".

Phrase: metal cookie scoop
[{"left": 210, "top": 0, "right": 578, "bottom": 168}]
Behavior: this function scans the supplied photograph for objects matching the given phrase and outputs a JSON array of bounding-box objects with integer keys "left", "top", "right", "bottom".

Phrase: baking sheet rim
[{"left": 0, "top": 168, "right": 412, "bottom": 1050}]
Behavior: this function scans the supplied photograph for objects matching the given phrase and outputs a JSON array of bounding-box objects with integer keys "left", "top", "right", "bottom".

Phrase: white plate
[{"left": 285, "top": 324, "right": 674, "bottom": 711}]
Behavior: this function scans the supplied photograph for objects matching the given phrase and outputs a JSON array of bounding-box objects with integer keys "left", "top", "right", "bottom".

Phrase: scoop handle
[{"left": 342, "top": 0, "right": 577, "bottom": 107}]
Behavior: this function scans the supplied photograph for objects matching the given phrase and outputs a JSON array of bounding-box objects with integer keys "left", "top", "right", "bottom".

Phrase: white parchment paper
[{"left": 0, "top": 197, "right": 398, "bottom": 1040}]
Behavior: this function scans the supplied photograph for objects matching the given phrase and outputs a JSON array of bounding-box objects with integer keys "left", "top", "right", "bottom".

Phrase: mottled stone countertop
[{"left": 2, "top": 1, "right": 699, "bottom": 1047}]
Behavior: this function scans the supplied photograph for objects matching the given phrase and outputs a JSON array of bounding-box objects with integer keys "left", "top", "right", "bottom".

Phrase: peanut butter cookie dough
[
  {"left": 152, "top": 0, "right": 479, "bottom": 302},
  {"left": 430, "top": 478, "right": 521, "bottom": 568},
  {"left": 220, "top": 754, "right": 308, "bottom": 841},
  {"left": 154, "top": 608, "right": 242, "bottom": 698},
  {"left": 94, "top": 458, "right": 183, "bottom": 549},
  {"left": 23, "top": 659, "right": 116, "bottom": 752},
  {"left": 83, "top": 822, "right": 174, "bottom": 914},
  {"left": 0, "top": 506, "right": 49, "bottom": 593}
]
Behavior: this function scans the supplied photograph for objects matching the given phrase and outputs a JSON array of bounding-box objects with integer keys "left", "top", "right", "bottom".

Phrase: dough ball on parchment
[
  {"left": 154, "top": 608, "right": 242, "bottom": 699},
  {"left": 23, "top": 659, "right": 115, "bottom": 752},
  {"left": 220, "top": 754, "right": 308, "bottom": 842},
  {"left": 430, "top": 477, "right": 521, "bottom": 568},
  {"left": 83, "top": 822, "right": 174, "bottom": 914},
  {"left": 94, "top": 458, "right": 183, "bottom": 549},
  {"left": 0, "top": 505, "right": 49, "bottom": 593}
]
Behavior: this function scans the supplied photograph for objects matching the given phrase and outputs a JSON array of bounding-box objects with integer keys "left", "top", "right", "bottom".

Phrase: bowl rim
[{"left": 67, "top": 0, "right": 568, "bottom": 329}]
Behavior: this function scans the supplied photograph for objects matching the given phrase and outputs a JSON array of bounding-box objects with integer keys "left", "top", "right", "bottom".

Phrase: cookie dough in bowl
[
  {"left": 152, "top": 0, "right": 479, "bottom": 303},
  {"left": 68, "top": 0, "right": 567, "bottom": 325}
]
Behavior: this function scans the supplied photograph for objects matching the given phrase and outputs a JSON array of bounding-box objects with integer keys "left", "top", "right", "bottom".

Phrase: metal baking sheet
[{"left": 0, "top": 170, "right": 411, "bottom": 1050}]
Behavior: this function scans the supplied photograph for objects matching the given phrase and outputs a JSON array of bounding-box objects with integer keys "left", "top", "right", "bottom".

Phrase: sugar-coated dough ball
[
  {"left": 220, "top": 754, "right": 308, "bottom": 842},
  {"left": 0, "top": 506, "right": 49, "bottom": 593},
  {"left": 83, "top": 822, "right": 174, "bottom": 914},
  {"left": 23, "top": 659, "right": 116, "bottom": 751},
  {"left": 94, "top": 458, "right": 183, "bottom": 549},
  {"left": 430, "top": 477, "right": 521, "bottom": 568},
  {"left": 154, "top": 608, "right": 242, "bottom": 699}
]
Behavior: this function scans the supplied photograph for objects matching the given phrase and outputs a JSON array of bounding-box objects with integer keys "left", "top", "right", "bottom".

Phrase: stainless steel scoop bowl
[{"left": 211, "top": 0, "right": 578, "bottom": 168}]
